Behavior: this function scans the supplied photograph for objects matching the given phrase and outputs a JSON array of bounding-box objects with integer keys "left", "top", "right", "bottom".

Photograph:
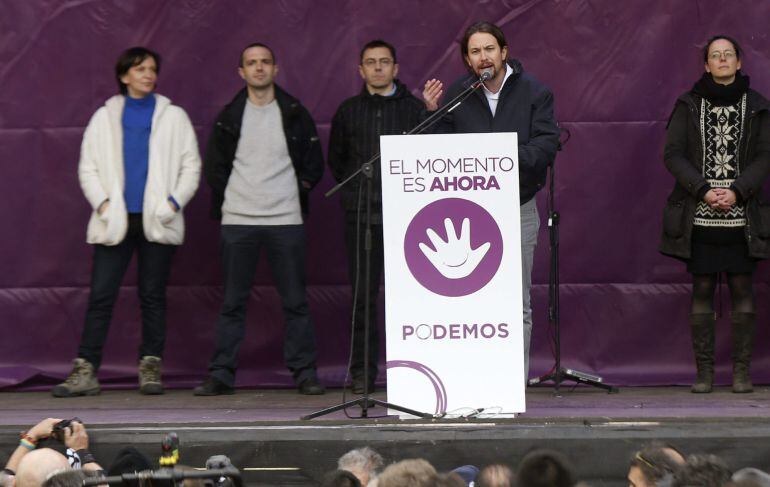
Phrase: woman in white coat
[{"left": 53, "top": 47, "right": 200, "bottom": 397}]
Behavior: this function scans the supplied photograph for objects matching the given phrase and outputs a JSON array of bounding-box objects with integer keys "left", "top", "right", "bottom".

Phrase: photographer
[{"left": 2, "top": 418, "right": 102, "bottom": 487}]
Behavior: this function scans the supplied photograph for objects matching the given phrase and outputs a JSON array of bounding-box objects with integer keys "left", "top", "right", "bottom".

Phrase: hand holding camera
[
  {"left": 62, "top": 419, "right": 89, "bottom": 451},
  {"left": 25, "top": 417, "right": 63, "bottom": 443}
]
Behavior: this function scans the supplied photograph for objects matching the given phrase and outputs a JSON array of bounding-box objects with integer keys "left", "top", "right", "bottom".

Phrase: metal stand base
[
  {"left": 529, "top": 368, "right": 618, "bottom": 394},
  {"left": 301, "top": 397, "right": 433, "bottom": 420}
]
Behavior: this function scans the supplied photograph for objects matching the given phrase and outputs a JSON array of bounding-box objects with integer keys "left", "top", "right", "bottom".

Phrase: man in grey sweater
[{"left": 196, "top": 43, "right": 325, "bottom": 396}]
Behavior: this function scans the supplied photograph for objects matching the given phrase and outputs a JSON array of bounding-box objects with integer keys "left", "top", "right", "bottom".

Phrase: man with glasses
[{"left": 327, "top": 39, "right": 425, "bottom": 394}]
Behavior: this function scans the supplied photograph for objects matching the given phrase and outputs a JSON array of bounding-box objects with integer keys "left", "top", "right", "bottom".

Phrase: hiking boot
[
  {"left": 690, "top": 312, "right": 715, "bottom": 393},
  {"left": 193, "top": 376, "right": 234, "bottom": 396},
  {"left": 138, "top": 356, "right": 164, "bottom": 395},
  {"left": 298, "top": 376, "right": 325, "bottom": 395},
  {"left": 52, "top": 358, "right": 100, "bottom": 398},
  {"left": 732, "top": 312, "right": 755, "bottom": 393}
]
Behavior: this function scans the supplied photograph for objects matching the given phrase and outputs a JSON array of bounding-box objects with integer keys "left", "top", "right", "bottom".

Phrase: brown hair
[{"left": 460, "top": 21, "right": 508, "bottom": 59}]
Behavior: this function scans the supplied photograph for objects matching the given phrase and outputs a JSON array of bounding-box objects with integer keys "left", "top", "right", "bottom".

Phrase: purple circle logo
[{"left": 404, "top": 198, "right": 503, "bottom": 297}]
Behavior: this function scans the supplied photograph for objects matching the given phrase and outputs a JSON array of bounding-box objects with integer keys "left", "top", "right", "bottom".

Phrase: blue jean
[
  {"left": 209, "top": 224, "right": 318, "bottom": 386},
  {"left": 78, "top": 214, "right": 175, "bottom": 370}
]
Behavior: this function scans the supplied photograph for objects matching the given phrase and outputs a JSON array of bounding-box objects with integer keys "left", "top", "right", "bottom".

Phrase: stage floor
[
  {"left": 1, "top": 385, "right": 768, "bottom": 424},
  {"left": 1, "top": 386, "right": 769, "bottom": 486}
]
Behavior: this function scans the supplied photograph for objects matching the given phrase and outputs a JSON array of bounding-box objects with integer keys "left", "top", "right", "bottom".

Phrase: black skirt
[{"left": 687, "top": 226, "right": 756, "bottom": 274}]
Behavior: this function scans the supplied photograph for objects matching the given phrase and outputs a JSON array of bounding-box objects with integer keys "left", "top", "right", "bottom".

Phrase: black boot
[
  {"left": 731, "top": 312, "right": 755, "bottom": 393},
  {"left": 690, "top": 312, "right": 715, "bottom": 393}
]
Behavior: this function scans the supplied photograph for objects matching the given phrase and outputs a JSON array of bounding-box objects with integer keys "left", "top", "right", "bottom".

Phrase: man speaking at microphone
[{"left": 423, "top": 21, "right": 559, "bottom": 382}]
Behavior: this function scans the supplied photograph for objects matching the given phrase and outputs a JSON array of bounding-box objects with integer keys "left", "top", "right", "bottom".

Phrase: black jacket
[
  {"left": 660, "top": 89, "right": 770, "bottom": 260},
  {"left": 203, "top": 84, "right": 324, "bottom": 219},
  {"left": 433, "top": 59, "right": 560, "bottom": 205},
  {"left": 327, "top": 79, "right": 425, "bottom": 218}
]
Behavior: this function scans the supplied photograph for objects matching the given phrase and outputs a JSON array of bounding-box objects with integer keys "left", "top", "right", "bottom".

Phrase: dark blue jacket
[{"left": 434, "top": 59, "right": 559, "bottom": 204}]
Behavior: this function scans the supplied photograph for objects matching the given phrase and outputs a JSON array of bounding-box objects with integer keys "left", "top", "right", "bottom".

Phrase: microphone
[
  {"left": 449, "top": 68, "right": 495, "bottom": 113},
  {"left": 159, "top": 432, "right": 180, "bottom": 466},
  {"left": 467, "top": 68, "right": 493, "bottom": 92}
]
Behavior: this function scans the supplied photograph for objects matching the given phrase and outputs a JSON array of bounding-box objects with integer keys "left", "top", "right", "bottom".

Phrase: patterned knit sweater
[{"left": 694, "top": 94, "right": 747, "bottom": 227}]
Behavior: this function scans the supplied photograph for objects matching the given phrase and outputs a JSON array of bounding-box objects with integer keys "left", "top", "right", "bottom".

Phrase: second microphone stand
[
  {"left": 302, "top": 75, "right": 489, "bottom": 420},
  {"left": 527, "top": 129, "right": 618, "bottom": 394}
]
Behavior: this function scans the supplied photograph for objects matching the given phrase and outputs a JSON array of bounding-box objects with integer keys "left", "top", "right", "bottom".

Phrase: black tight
[
  {"left": 691, "top": 273, "right": 755, "bottom": 314},
  {"left": 727, "top": 273, "right": 755, "bottom": 313},
  {"left": 691, "top": 274, "right": 717, "bottom": 314}
]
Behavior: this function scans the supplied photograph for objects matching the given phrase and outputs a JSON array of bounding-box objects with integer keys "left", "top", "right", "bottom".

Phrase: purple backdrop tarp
[{"left": 1, "top": 1, "right": 769, "bottom": 390}]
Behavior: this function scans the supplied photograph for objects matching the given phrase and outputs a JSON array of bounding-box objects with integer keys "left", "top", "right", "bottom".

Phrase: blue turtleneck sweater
[{"left": 122, "top": 94, "right": 156, "bottom": 213}]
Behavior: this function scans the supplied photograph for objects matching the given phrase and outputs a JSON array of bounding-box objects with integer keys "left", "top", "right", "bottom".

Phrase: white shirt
[{"left": 482, "top": 63, "right": 513, "bottom": 117}]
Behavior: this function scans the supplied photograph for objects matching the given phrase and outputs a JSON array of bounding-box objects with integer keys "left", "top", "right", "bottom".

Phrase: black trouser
[
  {"left": 78, "top": 214, "right": 175, "bottom": 370},
  {"left": 208, "top": 224, "right": 318, "bottom": 387},
  {"left": 344, "top": 218, "right": 384, "bottom": 383}
]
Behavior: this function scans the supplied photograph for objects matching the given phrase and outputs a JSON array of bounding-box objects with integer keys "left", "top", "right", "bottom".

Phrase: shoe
[
  {"left": 351, "top": 377, "right": 376, "bottom": 395},
  {"left": 298, "top": 377, "right": 325, "bottom": 395},
  {"left": 138, "top": 356, "right": 164, "bottom": 395},
  {"left": 690, "top": 313, "right": 715, "bottom": 393},
  {"left": 52, "top": 358, "right": 101, "bottom": 398},
  {"left": 732, "top": 312, "right": 755, "bottom": 393},
  {"left": 193, "top": 376, "right": 234, "bottom": 396}
]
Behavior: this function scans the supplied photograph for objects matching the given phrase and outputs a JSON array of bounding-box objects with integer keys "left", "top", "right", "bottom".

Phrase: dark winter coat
[
  {"left": 203, "top": 84, "right": 324, "bottom": 220},
  {"left": 659, "top": 89, "right": 770, "bottom": 260},
  {"left": 327, "top": 79, "right": 425, "bottom": 218},
  {"left": 433, "top": 59, "right": 560, "bottom": 205}
]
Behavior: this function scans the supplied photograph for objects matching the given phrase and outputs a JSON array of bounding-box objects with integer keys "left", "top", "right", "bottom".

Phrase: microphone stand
[
  {"left": 527, "top": 128, "right": 618, "bottom": 394},
  {"left": 302, "top": 74, "right": 489, "bottom": 420}
]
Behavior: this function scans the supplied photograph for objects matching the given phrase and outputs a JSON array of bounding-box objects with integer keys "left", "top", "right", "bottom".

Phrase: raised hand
[
  {"left": 423, "top": 78, "right": 444, "bottom": 111},
  {"left": 419, "top": 217, "right": 490, "bottom": 279}
]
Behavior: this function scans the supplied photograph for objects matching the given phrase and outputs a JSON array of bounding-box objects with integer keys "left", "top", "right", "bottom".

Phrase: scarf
[{"left": 692, "top": 71, "right": 750, "bottom": 106}]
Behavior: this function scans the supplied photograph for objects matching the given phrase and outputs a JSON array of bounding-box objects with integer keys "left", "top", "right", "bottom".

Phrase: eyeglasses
[
  {"left": 635, "top": 453, "right": 655, "bottom": 470},
  {"left": 362, "top": 58, "right": 394, "bottom": 67},
  {"left": 708, "top": 50, "right": 736, "bottom": 60}
]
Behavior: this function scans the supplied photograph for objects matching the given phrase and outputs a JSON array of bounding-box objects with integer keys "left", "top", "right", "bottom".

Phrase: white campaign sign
[{"left": 380, "top": 132, "right": 524, "bottom": 418}]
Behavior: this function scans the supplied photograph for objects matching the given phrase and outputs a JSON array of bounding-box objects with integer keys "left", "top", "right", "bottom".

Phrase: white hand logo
[{"left": 418, "top": 218, "right": 491, "bottom": 279}]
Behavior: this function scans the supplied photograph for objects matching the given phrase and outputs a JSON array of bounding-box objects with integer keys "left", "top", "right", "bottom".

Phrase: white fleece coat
[{"left": 78, "top": 94, "right": 201, "bottom": 245}]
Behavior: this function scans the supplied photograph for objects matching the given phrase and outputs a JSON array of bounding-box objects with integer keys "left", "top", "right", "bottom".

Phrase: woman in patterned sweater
[{"left": 660, "top": 35, "right": 770, "bottom": 394}]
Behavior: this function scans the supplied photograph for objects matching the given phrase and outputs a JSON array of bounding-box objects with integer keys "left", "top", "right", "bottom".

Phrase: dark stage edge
[{"left": 1, "top": 386, "right": 769, "bottom": 486}]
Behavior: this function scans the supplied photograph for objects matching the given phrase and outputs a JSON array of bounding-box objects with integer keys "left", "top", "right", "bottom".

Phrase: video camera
[{"left": 82, "top": 432, "right": 241, "bottom": 487}]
